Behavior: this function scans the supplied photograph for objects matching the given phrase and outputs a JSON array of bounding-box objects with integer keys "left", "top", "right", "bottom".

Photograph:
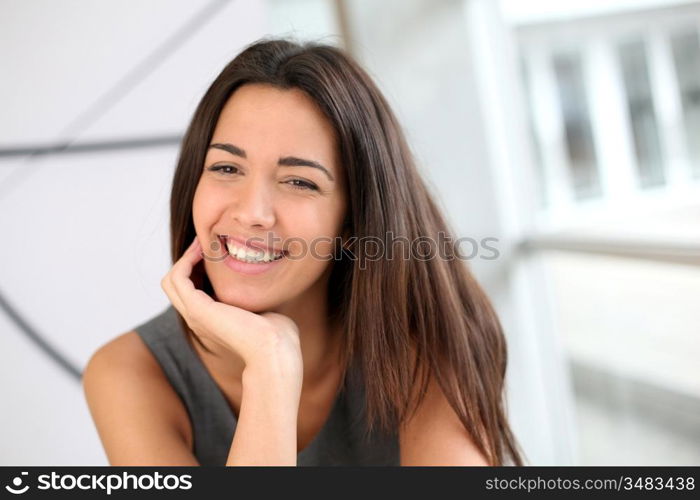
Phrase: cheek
[
  {"left": 287, "top": 227, "right": 342, "bottom": 270},
  {"left": 304, "top": 236, "right": 337, "bottom": 262},
  {"left": 192, "top": 183, "right": 221, "bottom": 234},
  {"left": 191, "top": 182, "right": 205, "bottom": 223},
  {"left": 279, "top": 204, "right": 340, "bottom": 255}
]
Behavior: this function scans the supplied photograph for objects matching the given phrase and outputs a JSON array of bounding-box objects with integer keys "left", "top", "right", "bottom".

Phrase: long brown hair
[{"left": 169, "top": 37, "right": 525, "bottom": 466}]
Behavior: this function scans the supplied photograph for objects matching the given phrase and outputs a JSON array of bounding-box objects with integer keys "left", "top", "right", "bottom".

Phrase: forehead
[{"left": 211, "top": 83, "right": 339, "bottom": 164}]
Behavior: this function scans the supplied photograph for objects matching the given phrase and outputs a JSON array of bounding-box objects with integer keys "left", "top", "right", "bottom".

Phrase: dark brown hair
[{"left": 169, "top": 37, "right": 525, "bottom": 466}]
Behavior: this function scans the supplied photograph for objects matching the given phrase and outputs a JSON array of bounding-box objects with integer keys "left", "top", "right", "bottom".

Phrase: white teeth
[{"left": 225, "top": 240, "right": 282, "bottom": 264}]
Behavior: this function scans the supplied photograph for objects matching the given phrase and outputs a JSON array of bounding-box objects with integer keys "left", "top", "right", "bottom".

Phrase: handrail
[{"left": 520, "top": 233, "right": 700, "bottom": 266}]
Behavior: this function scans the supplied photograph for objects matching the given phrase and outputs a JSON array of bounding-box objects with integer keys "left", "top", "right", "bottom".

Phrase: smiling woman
[{"left": 82, "top": 37, "right": 525, "bottom": 466}]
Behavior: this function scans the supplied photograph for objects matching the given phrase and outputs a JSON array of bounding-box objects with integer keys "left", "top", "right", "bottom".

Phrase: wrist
[{"left": 242, "top": 351, "right": 303, "bottom": 392}]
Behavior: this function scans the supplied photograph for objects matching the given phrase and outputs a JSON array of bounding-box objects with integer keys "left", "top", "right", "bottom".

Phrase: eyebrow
[{"left": 209, "top": 142, "right": 335, "bottom": 181}]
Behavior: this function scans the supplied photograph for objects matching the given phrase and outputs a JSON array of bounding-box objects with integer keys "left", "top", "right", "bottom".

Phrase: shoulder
[
  {"left": 85, "top": 330, "right": 152, "bottom": 370},
  {"left": 83, "top": 331, "right": 167, "bottom": 390},
  {"left": 398, "top": 369, "right": 491, "bottom": 466},
  {"left": 82, "top": 331, "right": 196, "bottom": 464}
]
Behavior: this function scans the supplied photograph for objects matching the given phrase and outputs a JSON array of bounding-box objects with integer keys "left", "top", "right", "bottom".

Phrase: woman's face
[{"left": 192, "top": 83, "right": 347, "bottom": 312}]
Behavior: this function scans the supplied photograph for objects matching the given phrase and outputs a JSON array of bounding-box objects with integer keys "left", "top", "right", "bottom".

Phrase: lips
[
  {"left": 218, "top": 234, "right": 285, "bottom": 253},
  {"left": 218, "top": 235, "right": 287, "bottom": 264}
]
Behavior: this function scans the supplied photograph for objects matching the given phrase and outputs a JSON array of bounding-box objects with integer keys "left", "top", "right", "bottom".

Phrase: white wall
[{"left": 0, "top": 0, "right": 268, "bottom": 465}]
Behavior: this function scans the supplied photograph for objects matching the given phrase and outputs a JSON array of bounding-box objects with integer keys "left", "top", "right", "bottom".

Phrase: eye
[
  {"left": 285, "top": 179, "right": 319, "bottom": 191},
  {"left": 207, "top": 164, "right": 239, "bottom": 175}
]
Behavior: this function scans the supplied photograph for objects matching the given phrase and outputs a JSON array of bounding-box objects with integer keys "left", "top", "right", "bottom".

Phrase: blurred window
[
  {"left": 671, "top": 29, "right": 700, "bottom": 178},
  {"left": 618, "top": 39, "right": 666, "bottom": 188},
  {"left": 520, "top": 56, "right": 548, "bottom": 208},
  {"left": 552, "top": 51, "right": 602, "bottom": 200},
  {"left": 543, "top": 252, "right": 700, "bottom": 465}
]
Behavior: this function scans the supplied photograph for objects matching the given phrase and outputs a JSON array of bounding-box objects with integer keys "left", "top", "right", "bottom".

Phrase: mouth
[{"left": 218, "top": 235, "right": 287, "bottom": 264}]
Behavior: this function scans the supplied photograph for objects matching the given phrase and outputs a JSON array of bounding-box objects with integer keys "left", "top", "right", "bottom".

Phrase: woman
[{"left": 83, "top": 37, "right": 525, "bottom": 466}]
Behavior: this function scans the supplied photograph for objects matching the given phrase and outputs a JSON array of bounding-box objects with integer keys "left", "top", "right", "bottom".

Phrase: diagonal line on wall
[
  {"left": 0, "top": 0, "right": 230, "bottom": 199},
  {"left": 0, "top": 135, "right": 183, "bottom": 158},
  {"left": 0, "top": 288, "right": 82, "bottom": 380},
  {"left": 0, "top": 0, "right": 231, "bottom": 383}
]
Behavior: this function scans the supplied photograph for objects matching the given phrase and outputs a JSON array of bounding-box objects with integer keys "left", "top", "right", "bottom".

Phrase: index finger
[{"left": 170, "top": 237, "right": 213, "bottom": 308}]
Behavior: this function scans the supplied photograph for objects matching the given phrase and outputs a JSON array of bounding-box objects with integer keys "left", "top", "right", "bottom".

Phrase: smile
[{"left": 223, "top": 239, "right": 286, "bottom": 264}]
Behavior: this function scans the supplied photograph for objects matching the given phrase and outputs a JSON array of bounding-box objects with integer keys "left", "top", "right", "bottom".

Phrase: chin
[{"left": 212, "top": 287, "right": 280, "bottom": 313}]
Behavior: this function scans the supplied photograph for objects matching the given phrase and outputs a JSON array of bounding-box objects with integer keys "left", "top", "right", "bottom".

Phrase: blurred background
[{"left": 0, "top": 0, "right": 698, "bottom": 465}]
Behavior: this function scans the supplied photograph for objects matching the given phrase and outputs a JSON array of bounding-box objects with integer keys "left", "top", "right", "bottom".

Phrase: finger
[
  {"left": 162, "top": 237, "right": 202, "bottom": 317},
  {"left": 161, "top": 269, "right": 186, "bottom": 314},
  {"left": 204, "top": 300, "right": 267, "bottom": 355},
  {"left": 170, "top": 237, "right": 214, "bottom": 314},
  {"left": 168, "top": 238, "right": 270, "bottom": 355},
  {"left": 172, "top": 237, "right": 203, "bottom": 282}
]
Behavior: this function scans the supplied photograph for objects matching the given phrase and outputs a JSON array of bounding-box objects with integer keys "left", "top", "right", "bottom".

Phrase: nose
[{"left": 227, "top": 177, "right": 276, "bottom": 229}]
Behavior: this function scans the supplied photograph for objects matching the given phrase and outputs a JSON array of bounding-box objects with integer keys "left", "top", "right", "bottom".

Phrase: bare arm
[
  {"left": 226, "top": 358, "right": 302, "bottom": 465},
  {"left": 83, "top": 329, "right": 303, "bottom": 466},
  {"left": 161, "top": 236, "right": 305, "bottom": 466},
  {"left": 399, "top": 373, "right": 490, "bottom": 466},
  {"left": 83, "top": 332, "right": 199, "bottom": 466}
]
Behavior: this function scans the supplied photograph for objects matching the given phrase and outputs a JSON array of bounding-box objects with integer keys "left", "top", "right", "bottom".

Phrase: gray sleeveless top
[{"left": 133, "top": 306, "right": 400, "bottom": 465}]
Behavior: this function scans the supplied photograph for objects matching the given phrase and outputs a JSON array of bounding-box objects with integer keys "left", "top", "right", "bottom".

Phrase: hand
[{"left": 160, "top": 237, "right": 303, "bottom": 376}]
